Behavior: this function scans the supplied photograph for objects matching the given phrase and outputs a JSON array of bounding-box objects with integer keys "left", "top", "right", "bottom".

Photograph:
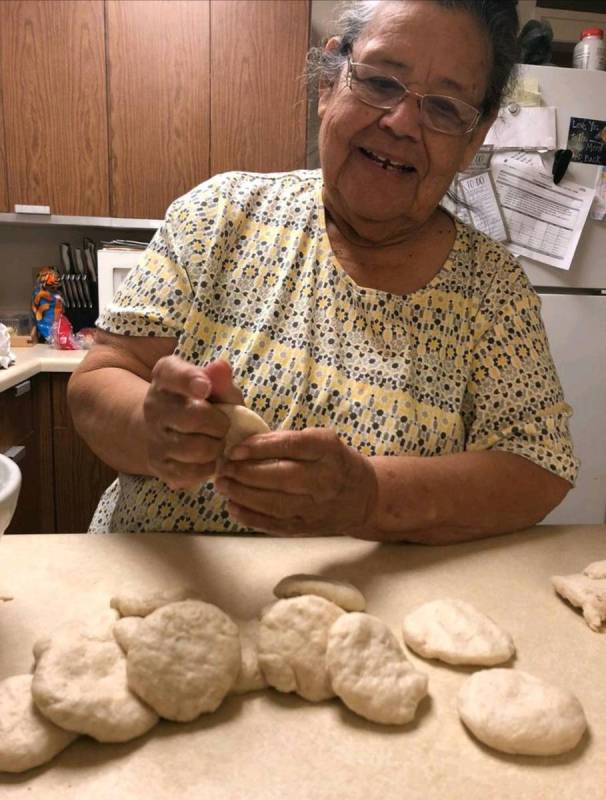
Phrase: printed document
[{"left": 491, "top": 164, "right": 595, "bottom": 270}]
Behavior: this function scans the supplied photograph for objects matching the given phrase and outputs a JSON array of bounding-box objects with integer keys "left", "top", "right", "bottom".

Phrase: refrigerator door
[
  {"left": 537, "top": 292, "right": 606, "bottom": 524},
  {"left": 515, "top": 65, "right": 606, "bottom": 290}
]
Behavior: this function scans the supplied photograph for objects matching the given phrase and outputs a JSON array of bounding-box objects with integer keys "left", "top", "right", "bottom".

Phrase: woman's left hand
[{"left": 213, "top": 428, "right": 378, "bottom": 536}]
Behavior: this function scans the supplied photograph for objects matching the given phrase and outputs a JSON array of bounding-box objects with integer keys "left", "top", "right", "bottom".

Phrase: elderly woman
[{"left": 69, "top": 0, "right": 576, "bottom": 542}]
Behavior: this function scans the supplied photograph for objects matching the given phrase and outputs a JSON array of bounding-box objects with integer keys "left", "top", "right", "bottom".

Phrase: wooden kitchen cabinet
[
  {"left": 1, "top": 373, "right": 115, "bottom": 533},
  {"left": 0, "top": 0, "right": 109, "bottom": 216},
  {"left": 0, "top": 83, "right": 9, "bottom": 213},
  {"left": 0, "top": 0, "right": 310, "bottom": 221},
  {"left": 210, "top": 0, "right": 310, "bottom": 175},
  {"left": 51, "top": 373, "right": 116, "bottom": 532},
  {"left": 0, "top": 374, "right": 54, "bottom": 533},
  {"left": 106, "top": 0, "right": 211, "bottom": 220}
]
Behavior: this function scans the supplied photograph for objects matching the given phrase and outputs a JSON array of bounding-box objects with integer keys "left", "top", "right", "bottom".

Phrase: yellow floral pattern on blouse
[{"left": 93, "top": 170, "right": 577, "bottom": 533}]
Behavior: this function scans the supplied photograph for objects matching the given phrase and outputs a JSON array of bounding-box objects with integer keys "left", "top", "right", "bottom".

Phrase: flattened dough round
[
  {"left": 551, "top": 573, "right": 606, "bottom": 632},
  {"left": 230, "top": 619, "right": 268, "bottom": 695},
  {"left": 273, "top": 574, "right": 366, "bottom": 612},
  {"left": 215, "top": 403, "right": 270, "bottom": 456},
  {"left": 124, "top": 599, "right": 241, "bottom": 722},
  {"left": 31, "top": 620, "right": 158, "bottom": 743},
  {"left": 458, "top": 669, "right": 587, "bottom": 756},
  {"left": 0, "top": 675, "right": 77, "bottom": 773},
  {"left": 258, "top": 595, "right": 345, "bottom": 702},
  {"left": 401, "top": 598, "right": 515, "bottom": 666},
  {"left": 110, "top": 587, "right": 200, "bottom": 617},
  {"left": 327, "top": 613, "right": 428, "bottom": 725}
]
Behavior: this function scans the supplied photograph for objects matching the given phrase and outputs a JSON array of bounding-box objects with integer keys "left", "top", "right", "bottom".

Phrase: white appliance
[
  {"left": 97, "top": 249, "right": 143, "bottom": 314},
  {"left": 514, "top": 65, "right": 606, "bottom": 524}
]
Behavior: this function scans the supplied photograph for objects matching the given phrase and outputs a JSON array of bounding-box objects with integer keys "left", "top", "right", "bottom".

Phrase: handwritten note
[{"left": 567, "top": 117, "right": 606, "bottom": 166}]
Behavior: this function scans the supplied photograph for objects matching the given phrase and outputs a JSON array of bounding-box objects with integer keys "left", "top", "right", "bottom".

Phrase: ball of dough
[
  {"left": 327, "top": 613, "right": 428, "bottom": 725},
  {"left": 457, "top": 669, "right": 587, "bottom": 756},
  {"left": 551, "top": 573, "right": 606, "bottom": 632},
  {"left": 124, "top": 599, "right": 241, "bottom": 722},
  {"left": 258, "top": 595, "right": 345, "bottom": 702},
  {"left": 110, "top": 587, "right": 200, "bottom": 617},
  {"left": 113, "top": 616, "right": 144, "bottom": 653},
  {"left": 31, "top": 620, "right": 159, "bottom": 743},
  {"left": 0, "top": 675, "right": 78, "bottom": 773},
  {"left": 273, "top": 574, "right": 366, "bottom": 612},
  {"left": 583, "top": 560, "right": 606, "bottom": 580},
  {"left": 215, "top": 403, "right": 270, "bottom": 456},
  {"left": 230, "top": 619, "right": 268, "bottom": 695},
  {"left": 401, "top": 598, "right": 515, "bottom": 666}
]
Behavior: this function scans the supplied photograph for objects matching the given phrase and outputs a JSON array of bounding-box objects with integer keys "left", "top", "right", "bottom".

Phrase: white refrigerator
[{"left": 513, "top": 65, "right": 606, "bottom": 524}]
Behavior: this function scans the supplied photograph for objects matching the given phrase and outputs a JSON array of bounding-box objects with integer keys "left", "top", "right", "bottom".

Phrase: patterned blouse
[{"left": 92, "top": 169, "right": 578, "bottom": 533}]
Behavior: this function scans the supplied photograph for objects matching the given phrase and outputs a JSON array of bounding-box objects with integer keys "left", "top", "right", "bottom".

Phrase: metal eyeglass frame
[{"left": 346, "top": 57, "right": 482, "bottom": 136}]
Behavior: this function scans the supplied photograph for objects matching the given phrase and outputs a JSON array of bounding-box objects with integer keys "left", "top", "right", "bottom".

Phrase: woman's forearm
[
  {"left": 364, "top": 451, "right": 571, "bottom": 544},
  {"left": 68, "top": 365, "right": 152, "bottom": 475}
]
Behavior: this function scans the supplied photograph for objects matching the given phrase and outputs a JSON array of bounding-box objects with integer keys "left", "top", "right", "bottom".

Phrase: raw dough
[
  {"left": 401, "top": 598, "right": 515, "bottom": 666},
  {"left": 551, "top": 573, "right": 606, "bottom": 631},
  {"left": 113, "top": 616, "right": 144, "bottom": 652},
  {"left": 230, "top": 619, "right": 268, "bottom": 695},
  {"left": 273, "top": 574, "right": 366, "bottom": 612},
  {"left": 124, "top": 599, "right": 241, "bottom": 722},
  {"left": 583, "top": 559, "right": 606, "bottom": 579},
  {"left": 326, "top": 612, "right": 428, "bottom": 725},
  {"left": 0, "top": 675, "right": 78, "bottom": 773},
  {"left": 457, "top": 669, "right": 587, "bottom": 756},
  {"left": 110, "top": 587, "right": 200, "bottom": 617},
  {"left": 258, "top": 595, "right": 345, "bottom": 702},
  {"left": 215, "top": 403, "right": 270, "bottom": 456},
  {"left": 31, "top": 619, "right": 159, "bottom": 743}
]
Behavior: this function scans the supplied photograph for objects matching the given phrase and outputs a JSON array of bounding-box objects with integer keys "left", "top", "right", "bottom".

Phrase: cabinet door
[
  {"left": 106, "top": 0, "right": 211, "bottom": 220},
  {"left": 1, "top": 375, "right": 55, "bottom": 534},
  {"left": 51, "top": 374, "right": 117, "bottom": 533},
  {"left": 0, "top": 83, "right": 8, "bottom": 212},
  {"left": 210, "top": 0, "right": 309, "bottom": 175},
  {"left": 0, "top": 1, "right": 109, "bottom": 215}
]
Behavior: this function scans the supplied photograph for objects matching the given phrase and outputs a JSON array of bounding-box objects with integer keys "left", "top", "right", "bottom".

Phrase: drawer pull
[
  {"left": 14, "top": 380, "right": 31, "bottom": 397},
  {"left": 3, "top": 445, "right": 25, "bottom": 464}
]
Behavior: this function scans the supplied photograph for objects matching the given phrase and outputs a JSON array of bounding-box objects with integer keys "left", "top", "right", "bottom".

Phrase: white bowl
[{"left": 0, "top": 453, "right": 22, "bottom": 537}]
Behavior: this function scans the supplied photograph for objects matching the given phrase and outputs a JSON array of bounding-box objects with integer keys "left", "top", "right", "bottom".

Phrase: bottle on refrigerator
[{"left": 573, "top": 28, "right": 606, "bottom": 71}]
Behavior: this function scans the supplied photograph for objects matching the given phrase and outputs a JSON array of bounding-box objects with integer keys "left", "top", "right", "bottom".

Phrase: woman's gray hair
[{"left": 307, "top": 0, "right": 519, "bottom": 118}]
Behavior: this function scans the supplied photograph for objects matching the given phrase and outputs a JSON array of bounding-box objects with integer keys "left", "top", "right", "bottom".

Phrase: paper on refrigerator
[
  {"left": 484, "top": 106, "right": 557, "bottom": 151},
  {"left": 491, "top": 164, "right": 595, "bottom": 270},
  {"left": 457, "top": 171, "right": 508, "bottom": 242}
]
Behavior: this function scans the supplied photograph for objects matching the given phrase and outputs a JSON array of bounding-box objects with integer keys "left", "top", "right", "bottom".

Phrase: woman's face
[{"left": 318, "top": 0, "right": 496, "bottom": 241}]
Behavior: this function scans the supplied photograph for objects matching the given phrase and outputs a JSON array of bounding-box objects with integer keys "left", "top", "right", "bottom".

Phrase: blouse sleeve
[
  {"left": 462, "top": 273, "right": 579, "bottom": 485},
  {"left": 96, "top": 174, "right": 231, "bottom": 338}
]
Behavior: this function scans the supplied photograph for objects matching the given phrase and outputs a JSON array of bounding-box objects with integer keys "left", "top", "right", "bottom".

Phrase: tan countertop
[
  {"left": 0, "top": 526, "right": 605, "bottom": 798},
  {"left": 0, "top": 345, "right": 86, "bottom": 392}
]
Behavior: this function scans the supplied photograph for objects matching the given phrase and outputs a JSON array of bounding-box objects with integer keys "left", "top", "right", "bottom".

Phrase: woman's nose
[{"left": 377, "top": 92, "right": 423, "bottom": 139}]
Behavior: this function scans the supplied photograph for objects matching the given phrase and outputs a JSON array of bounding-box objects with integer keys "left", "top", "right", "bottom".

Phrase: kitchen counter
[
  {"left": 0, "top": 345, "right": 86, "bottom": 392},
  {"left": 0, "top": 526, "right": 604, "bottom": 798}
]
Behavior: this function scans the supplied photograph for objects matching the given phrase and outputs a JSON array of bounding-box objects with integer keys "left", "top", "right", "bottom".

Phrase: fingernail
[
  {"left": 228, "top": 446, "right": 248, "bottom": 461},
  {"left": 191, "top": 377, "right": 210, "bottom": 398}
]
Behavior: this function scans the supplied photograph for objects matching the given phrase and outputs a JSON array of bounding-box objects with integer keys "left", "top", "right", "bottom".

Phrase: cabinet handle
[
  {"left": 14, "top": 380, "right": 31, "bottom": 397},
  {"left": 3, "top": 445, "right": 25, "bottom": 464}
]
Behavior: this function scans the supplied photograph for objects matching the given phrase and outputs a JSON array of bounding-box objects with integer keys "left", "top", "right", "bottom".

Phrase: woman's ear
[{"left": 318, "top": 37, "right": 343, "bottom": 120}]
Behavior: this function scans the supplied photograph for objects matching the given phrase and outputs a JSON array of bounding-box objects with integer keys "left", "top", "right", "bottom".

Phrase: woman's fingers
[{"left": 151, "top": 354, "right": 212, "bottom": 400}]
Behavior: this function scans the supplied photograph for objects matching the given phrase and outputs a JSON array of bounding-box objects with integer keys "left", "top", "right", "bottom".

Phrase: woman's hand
[
  {"left": 213, "top": 428, "right": 378, "bottom": 536},
  {"left": 143, "top": 356, "right": 243, "bottom": 490}
]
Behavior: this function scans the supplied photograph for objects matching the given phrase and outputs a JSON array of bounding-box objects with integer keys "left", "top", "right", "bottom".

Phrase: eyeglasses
[{"left": 346, "top": 58, "right": 481, "bottom": 136}]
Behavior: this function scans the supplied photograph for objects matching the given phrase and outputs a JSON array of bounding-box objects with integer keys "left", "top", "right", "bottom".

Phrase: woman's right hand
[{"left": 143, "top": 355, "right": 244, "bottom": 490}]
